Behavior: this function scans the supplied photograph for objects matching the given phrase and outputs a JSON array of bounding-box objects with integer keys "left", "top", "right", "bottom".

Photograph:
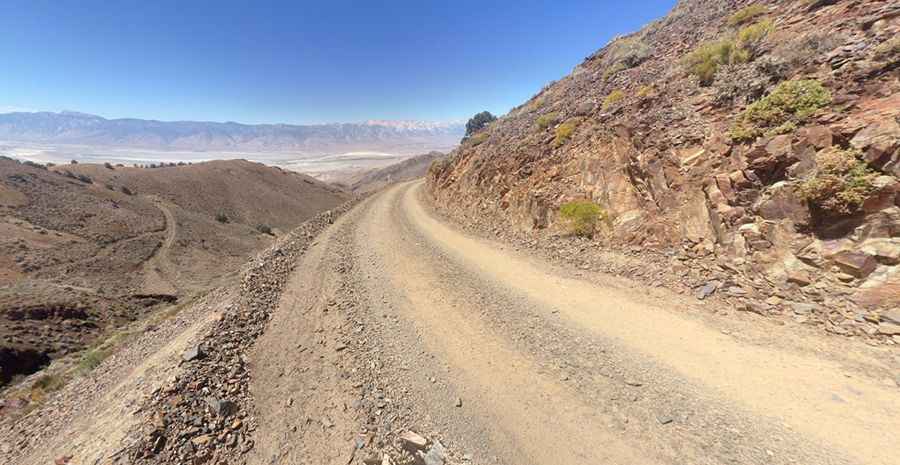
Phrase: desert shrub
[
  {"left": 683, "top": 39, "right": 738, "bottom": 84},
  {"left": 29, "top": 374, "right": 66, "bottom": 401},
  {"left": 103, "top": 162, "right": 114, "bottom": 170},
  {"left": 553, "top": 118, "right": 582, "bottom": 147},
  {"left": 464, "top": 111, "right": 497, "bottom": 139},
  {"left": 467, "top": 132, "right": 489, "bottom": 146},
  {"left": 215, "top": 212, "right": 229, "bottom": 223},
  {"left": 637, "top": 85, "right": 654, "bottom": 98},
  {"left": 46, "top": 162, "right": 55, "bottom": 167},
  {"left": 559, "top": 201, "right": 605, "bottom": 237},
  {"left": 33, "top": 374, "right": 65, "bottom": 392},
  {"left": 727, "top": 4, "right": 767, "bottom": 26},
  {"left": 70, "top": 159, "right": 78, "bottom": 164},
  {"left": 76, "top": 174, "right": 93, "bottom": 184},
  {"left": 104, "top": 183, "right": 115, "bottom": 190},
  {"left": 730, "top": 79, "right": 831, "bottom": 141},
  {"left": 735, "top": 19, "right": 774, "bottom": 57},
  {"left": 121, "top": 186, "right": 133, "bottom": 195},
  {"left": 62, "top": 170, "right": 77, "bottom": 180},
  {"left": 603, "top": 90, "right": 626, "bottom": 110},
  {"left": 535, "top": 112, "right": 560, "bottom": 130},
  {"left": 797, "top": 147, "right": 877, "bottom": 215},
  {"left": 256, "top": 223, "right": 273, "bottom": 235},
  {"left": 683, "top": 19, "right": 773, "bottom": 85},
  {"left": 713, "top": 56, "right": 787, "bottom": 105},
  {"left": 78, "top": 348, "right": 109, "bottom": 372},
  {"left": 873, "top": 36, "right": 900, "bottom": 62},
  {"left": 602, "top": 62, "right": 627, "bottom": 81}
]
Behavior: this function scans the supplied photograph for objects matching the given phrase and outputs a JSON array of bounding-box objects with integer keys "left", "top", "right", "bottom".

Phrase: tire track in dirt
[
  {"left": 397, "top": 180, "right": 899, "bottom": 465},
  {"left": 140, "top": 197, "right": 178, "bottom": 295}
]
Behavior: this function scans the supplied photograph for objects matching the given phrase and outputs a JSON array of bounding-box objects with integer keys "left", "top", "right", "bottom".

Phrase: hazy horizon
[{"left": 0, "top": 0, "right": 675, "bottom": 125}]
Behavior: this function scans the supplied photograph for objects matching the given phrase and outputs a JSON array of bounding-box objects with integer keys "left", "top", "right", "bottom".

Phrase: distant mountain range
[{"left": 0, "top": 111, "right": 464, "bottom": 154}]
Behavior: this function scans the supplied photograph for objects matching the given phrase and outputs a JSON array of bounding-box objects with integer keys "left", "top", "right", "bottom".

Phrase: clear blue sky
[{"left": 0, "top": 0, "right": 675, "bottom": 124}]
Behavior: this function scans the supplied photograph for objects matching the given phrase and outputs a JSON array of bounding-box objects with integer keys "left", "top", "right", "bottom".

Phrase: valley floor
[{"left": 3, "top": 180, "right": 898, "bottom": 465}]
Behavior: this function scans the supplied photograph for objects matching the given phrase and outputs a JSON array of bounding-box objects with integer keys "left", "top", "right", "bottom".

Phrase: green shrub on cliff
[
  {"left": 536, "top": 112, "right": 560, "bottom": 130},
  {"left": 683, "top": 39, "right": 739, "bottom": 84},
  {"left": 730, "top": 79, "right": 831, "bottom": 141},
  {"left": 603, "top": 90, "right": 626, "bottom": 110},
  {"left": 683, "top": 19, "right": 773, "bottom": 84},
  {"left": 559, "top": 200, "right": 605, "bottom": 237},
  {"left": 728, "top": 4, "right": 767, "bottom": 26},
  {"left": 553, "top": 118, "right": 582, "bottom": 147},
  {"left": 467, "top": 132, "right": 489, "bottom": 146},
  {"left": 797, "top": 147, "right": 877, "bottom": 215},
  {"left": 602, "top": 62, "right": 627, "bottom": 81}
]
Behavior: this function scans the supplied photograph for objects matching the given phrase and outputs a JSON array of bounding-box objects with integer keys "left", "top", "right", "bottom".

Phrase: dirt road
[
  {"left": 248, "top": 180, "right": 900, "bottom": 465},
  {"left": 141, "top": 197, "right": 178, "bottom": 295}
]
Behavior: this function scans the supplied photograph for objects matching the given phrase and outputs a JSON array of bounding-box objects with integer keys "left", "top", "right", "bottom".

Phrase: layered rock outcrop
[{"left": 429, "top": 0, "right": 900, "bottom": 317}]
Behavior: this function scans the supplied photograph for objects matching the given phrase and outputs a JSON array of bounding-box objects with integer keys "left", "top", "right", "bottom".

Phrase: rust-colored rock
[{"left": 832, "top": 251, "right": 878, "bottom": 278}]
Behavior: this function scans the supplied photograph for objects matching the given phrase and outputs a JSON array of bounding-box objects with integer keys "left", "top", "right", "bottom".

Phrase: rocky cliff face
[{"left": 429, "top": 0, "right": 900, "bottom": 317}]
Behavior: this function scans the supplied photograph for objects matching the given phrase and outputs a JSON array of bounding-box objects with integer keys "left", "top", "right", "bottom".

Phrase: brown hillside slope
[
  {"left": 0, "top": 157, "right": 349, "bottom": 386},
  {"left": 350, "top": 151, "right": 445, "bottom": 193},
  {"left": 429, "top": 0, "right": 900, "bottom": 337}
]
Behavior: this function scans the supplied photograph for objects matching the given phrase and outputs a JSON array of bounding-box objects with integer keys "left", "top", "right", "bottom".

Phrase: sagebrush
[
  {"left": 730, "top": 79, "right": 831, "bottom": 141},
  {"left": 536, "top": 112, "right": 560, "bottom": 130},
  {"left": 728, "top": 4, "right": 767, "bottom": 26},
  {"left": 683, "top": 19, "right": 773, "bottom": 84},
  {"left": 797, "top": 147, "right": 877, "bottom": 216},
  {"left": 559, "top": 201, "right": 605, "bottom": 237},
  {"left": 553, "top": 118, "right": 581, "bottom": 147}
]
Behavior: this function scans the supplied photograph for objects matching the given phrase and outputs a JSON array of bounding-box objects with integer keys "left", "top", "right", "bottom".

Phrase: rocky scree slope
[
  {"left": 117, "top": 199, "right": 458, "bottom": 465},
  {"left": 429, "top": 0, "right": 900, "bottom": 342}
]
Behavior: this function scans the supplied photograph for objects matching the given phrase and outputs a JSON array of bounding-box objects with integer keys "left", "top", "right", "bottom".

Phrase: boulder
[
  {"left": 715, "top": 174, "right": 736, "bottom": 202},
  {"left": 863, "top": 207, "right": 900, "bottom": 238},
  {"left": 696, "top": 281, "right": 720, "bottom": 299},
  {"left": 765, "top": 134, "right": 794, "bottom": 158},
  {"left": 877, "top": 322, "right": 900, "bottom": 335},
  {"left": 881, "top": 309, "right": 900, "bottom": 325},
  {"left": 423, "top": 441, "right": 447, "bottom": 465},
  {"left": 399, "top": 431, "right": 428, "bottom": 453},
  {"left": 755, "top": 182, "right": 810, "bottom": 225},
  {"left": 729, "top": 170, "right": 753, "bottom": 189},
  {"left": 800, "top": 125, "right": 833, "bottom": 150},
  {"left": 862, "top": 176, "right": 899, "bottom": 213},
  {"left": 182, "top": 345, "right": 203, "bottom": 362},
  {"left": 859, "top": 238, "right": 900, "bottom": 265},
  {"left": 850, "top": 119, "right": 900, "bottom": 174},
  {"left": 205, "top": 397, "right": 237, "bottom": 417},
  {"left": 786, "top": 269, "right": 814, "bottom": 287},
  {"left": 832, "top": 251, "right": 878, "bottom": 278}
]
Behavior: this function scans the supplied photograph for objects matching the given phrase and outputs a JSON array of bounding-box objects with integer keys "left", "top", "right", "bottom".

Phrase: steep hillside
[
  {"left": 0, "top": 157, "right": 349, "bottom": 386},
  {"left": 349, "top": 151, "right": 445, "bottom": 193},
  {"left": 430, "top": 0, "right": 900, "bottom": 326}
]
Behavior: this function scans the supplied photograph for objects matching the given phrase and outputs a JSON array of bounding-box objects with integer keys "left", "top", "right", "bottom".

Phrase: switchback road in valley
[{"left": 247, "top": 180, "right": 900, "bottom": 465}]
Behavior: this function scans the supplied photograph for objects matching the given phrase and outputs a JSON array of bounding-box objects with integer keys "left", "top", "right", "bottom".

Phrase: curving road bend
[{"left": 250, "top": 180, "right": 900, "bottom": 465}]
